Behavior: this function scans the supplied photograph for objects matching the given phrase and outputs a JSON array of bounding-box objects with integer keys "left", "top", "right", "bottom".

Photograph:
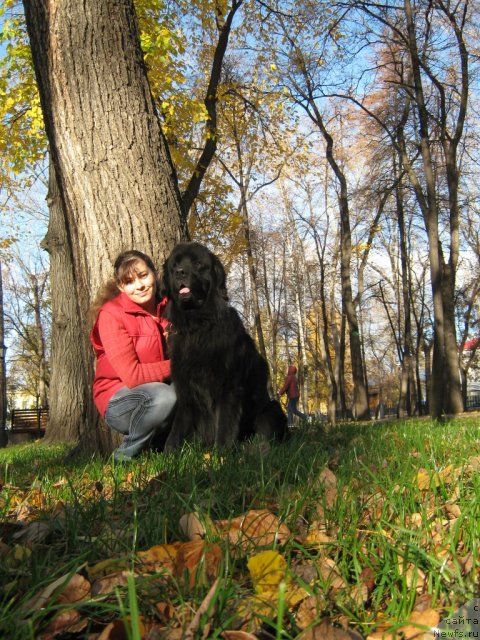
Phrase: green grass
[{"left": 0, "top": 416, "right": 479, "bottom": 638}]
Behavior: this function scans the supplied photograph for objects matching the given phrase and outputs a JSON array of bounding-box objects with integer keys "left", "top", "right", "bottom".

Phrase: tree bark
[
  {"left": 30, "top": 274, "right": 49, "bottom": 408},
  {"left": 24, "top": 0, "right": 186, "bottom": 452},
  {"left": 181, "top": 0, "right": 243, "bottom": 216},
  {"left": 395, "top": 162, "right": 415, "bottom": 418},
  {"left": 0, "top": 263, "right": 7, "bottom": 448},
  {"left": 403, "top": 0, "right": 463, "bottom": 416}
]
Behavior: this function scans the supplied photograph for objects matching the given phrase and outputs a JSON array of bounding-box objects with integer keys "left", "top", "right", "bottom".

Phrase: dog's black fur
[{"left": 161, "top": 242, "right": 287, "bottom": 450}]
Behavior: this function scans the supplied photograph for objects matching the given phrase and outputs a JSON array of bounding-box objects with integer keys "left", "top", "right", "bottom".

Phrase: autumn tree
[
  {"left": 3, "top": 251, "right": 50, "bottom": 408},
  {"left": 255, "top": 0, "right": 370, "bottom": 419},
  {"left": 3, "top": 0, "right": 243, "bottom": 449},
  {"left": 22, "top": 0, "right": 186, "bottom": 450},
  {"left": 348, "top": 0, "right": 475, "bottom": 416}
]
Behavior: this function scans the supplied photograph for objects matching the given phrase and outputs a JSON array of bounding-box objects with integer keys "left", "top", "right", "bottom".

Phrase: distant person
[
  {"left": 90, "top": 250, "right": 176, "bottom": 461},
  {"left": 279, "top": 364, "right": 307, "bottom": 427}
]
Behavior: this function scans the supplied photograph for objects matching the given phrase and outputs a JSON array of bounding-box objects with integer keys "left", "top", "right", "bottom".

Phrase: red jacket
[
  {"left": 90, "top": 292, "right": 171, "bottom": 416},
  {"left": 279, "top": 365, "right": 300, "bottom": 399}
]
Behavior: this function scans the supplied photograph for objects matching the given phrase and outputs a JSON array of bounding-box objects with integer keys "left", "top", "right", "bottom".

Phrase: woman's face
[{"left": 118, "top": 259, "right": 157, "bottom": 309}]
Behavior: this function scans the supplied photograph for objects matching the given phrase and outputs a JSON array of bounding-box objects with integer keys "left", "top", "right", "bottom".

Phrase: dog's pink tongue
[{"left": 179, "top": 287, "right": 190, "bottom": 295}]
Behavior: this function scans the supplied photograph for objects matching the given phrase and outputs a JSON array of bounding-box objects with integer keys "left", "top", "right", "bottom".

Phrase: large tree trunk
[
  {"left": 42, "top": 159, "right": 120, "bottom": 451},
  {"left": 24, "top": 0, "right": 186, "bottom": 452},
  {"left": 403, "top": 0, "right": 463, "bottom": 417},
  {"left": 30, "top": 274, "right": 49, "bottom": 408},
  {"left": 336, "top": 172, "right": 369, "bottom": 420},
  {"left": 239, "top": 193, "right": 268, "bottom": 362},
  {"left": 306, "top": 101, "right": 369, "bottom": 419},
  {"left": 0, "top": 263, "right": 7, "bottom": 448},
  {"left": 395, "top": 165, "right": 415, "bottom": 418}
]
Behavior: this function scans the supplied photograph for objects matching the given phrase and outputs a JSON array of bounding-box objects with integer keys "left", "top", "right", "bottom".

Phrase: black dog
[{"left": 161, "top": 242, "right": 287, "bottom": 450}]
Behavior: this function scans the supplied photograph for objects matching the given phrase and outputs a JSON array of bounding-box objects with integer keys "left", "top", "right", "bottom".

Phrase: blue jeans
[
  {"left": 105, "top": 382, "right": 176, "bottom": 460},
  {"left": 287, "top": 397, "right": 306, "bottom": 426}
]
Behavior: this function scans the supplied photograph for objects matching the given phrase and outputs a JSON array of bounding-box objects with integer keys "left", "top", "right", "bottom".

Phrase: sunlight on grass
[{"left": 0, "top": 417, "right": 478, "bottom": 638}]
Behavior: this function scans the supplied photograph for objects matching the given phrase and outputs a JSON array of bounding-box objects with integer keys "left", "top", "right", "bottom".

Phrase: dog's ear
[
  {"left": 212, "top": 253, "right": 228, "bottom": 300},
  {"left": 160, "top": 258, "right": 172, "bottom": 298}
]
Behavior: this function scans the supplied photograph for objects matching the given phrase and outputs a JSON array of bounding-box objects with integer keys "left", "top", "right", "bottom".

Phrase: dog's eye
[{"left": 196, "top": 262, "right": 206, "bottom": 270}]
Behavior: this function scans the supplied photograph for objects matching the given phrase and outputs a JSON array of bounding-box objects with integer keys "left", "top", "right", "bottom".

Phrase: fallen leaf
[
  {"left": 184, "top": 577, "right": 220, "bottom": 639},
  {"left": 155, "top": 601, "right": 176, "bottom": 623},
  {"left": 393, "top": 607, "right": 440, "bottom": 639},
  {"left": 444, "top": 503, "right": 461, "bottom": 519},
  {"left": 298, "top": 527, "right": 334, "bottom": 548},
  {"left": 465, "top": 455, "right": 480, "bottom": 471},
  {"left": 23, "top": 571, "right": 90, "bottom": 612},
  {"left": 97, "top": 620, "right": 129, "bottom": 639},
  {"left": 56, "top": 573, "right": 91, "bottom": 604},
  {"left": 38, "top": 608, "right": 87, "bottom": 638},
  {"left": 409, "top": 608, "right": 440, "bottom": 627},
  {"left": 87, "top": 556, "right": 131, "bottom": 580},
  {"left": 317, "top": 468, "right": 338, "bottom": 489},
  {"left": 221, "top": 632, "right": 259, "bottom": 639},
  {"left": 349, "top": 583, "right": 369, "bottom": 607},
  {"left": 299, "top": 619, "right": 362, "bottom": 639},
  {"left": 91, "top": 571, "right": 129, "bottom": 595},
  {"left": 317, "top": 558, "right": 346, "bottom": 591},
  {"left": 367, "top": 607, "right": 439, "bottom": 640},
  {"left": 416, "top": 465, "right": 459, "bottom": 491},
  {"left": 13, "top": 520, "right": 51, "bottom": 544},
  {"left": 409, "top": 513, "right": 423, "bottom": 528},
  {"left": 12, "top": 544, "right": 32, "bottom": 563},
  {"left": 246, "top": 550, "right": 308, "bottom": 614},
  {"left": 137, "top": 543, "right": 179, "bottom": 574},
  {"left": 216, "top": 509, "right": 290, "bottom": 552},
  {"left": 397, "top": 560, "right": 426, "bottom": 594},
  {"left": 174, "top": 540, "right": 222, "bottom": 588},
  {"left": 296, "top": 595, "right": 326, "bottom": 630},
  {"left": 179, "top": 512, "right": 217, "bottom": 540},
  {"left": 248, "top": 550, "right": 286, "bottom": 594}
]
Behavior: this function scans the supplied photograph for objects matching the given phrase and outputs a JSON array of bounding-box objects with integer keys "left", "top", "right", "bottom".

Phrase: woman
[
  {"left": 90, "top": 250, "right": 176, "bottom": 461},
  {"left": 279, "top": 364, "right": 307, "bottom": 427}
]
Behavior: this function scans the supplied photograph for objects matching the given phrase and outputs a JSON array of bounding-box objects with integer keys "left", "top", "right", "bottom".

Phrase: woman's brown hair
[{"left": 89, "top": 250, "right": 160, "bottom": 325}]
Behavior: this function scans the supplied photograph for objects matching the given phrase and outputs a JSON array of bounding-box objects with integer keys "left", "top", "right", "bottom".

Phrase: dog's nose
[{"left": 175, "top": 267, "right": 186, "bottom": 277}]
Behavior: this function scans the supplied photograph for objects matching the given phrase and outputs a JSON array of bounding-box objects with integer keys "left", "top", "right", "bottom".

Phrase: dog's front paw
[{"left": 163, "top": 429, "right": 181, "bottom": 452}]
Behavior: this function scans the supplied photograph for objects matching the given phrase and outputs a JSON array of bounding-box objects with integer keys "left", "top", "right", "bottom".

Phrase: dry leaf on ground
[
  {"left": 155, "top": 601, "right": 177, "bottom": 624},
  {"left": 296, "top": 595, "right": 327, "bottom": 630},
  {"left": 300, "top": 619, "right": 364, "bottom": 639},
  {"left": 248, "top": 550, "right": 286, "bottom": 592},
  {"left": 215, "top": 509, "right": 290, "bottom": 552},
  {"left": 367, "top": 607, "right": 440, "bottom": 639},
  {"left": 38, "top": 609, "right": 87, "bottom": 639},
  {"left": 12, "top": 520, "right": 51, "bottom": 544},
  {"left": 91, "top": 570, "right": 129, "bottom": 595},
  {"left": 183, "top": 577, "right": 220, "bottom": 639},
  {"left": 416, "top": 464, "right": 460, "bottom": 491},
  {"left": 87, "top": 556, "right": 131, "bottom": 580},
  {"left": 179, "top": 512, "right": 218, "bottom": 540},
  {"left": 137, "top": 543, "right": 180, "bottom": 574},
  {"left": 174, "top": 540, "right": 222, "bottom": 588},
  {"left": 317, "top": 557, "right": 346, "bottom": 591},
  {"left": 23, "top": 572, "right": 90, "bottom": 612}
]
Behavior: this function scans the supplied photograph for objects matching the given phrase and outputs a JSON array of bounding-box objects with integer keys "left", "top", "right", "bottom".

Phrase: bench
[{"left": 10, "top": 408, "right": 48, "bottom": 437}]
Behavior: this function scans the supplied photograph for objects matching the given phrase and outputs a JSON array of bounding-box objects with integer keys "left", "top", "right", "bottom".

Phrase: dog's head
[{"left": 161, "top": 242, "right": 228, "bottom": 310}]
